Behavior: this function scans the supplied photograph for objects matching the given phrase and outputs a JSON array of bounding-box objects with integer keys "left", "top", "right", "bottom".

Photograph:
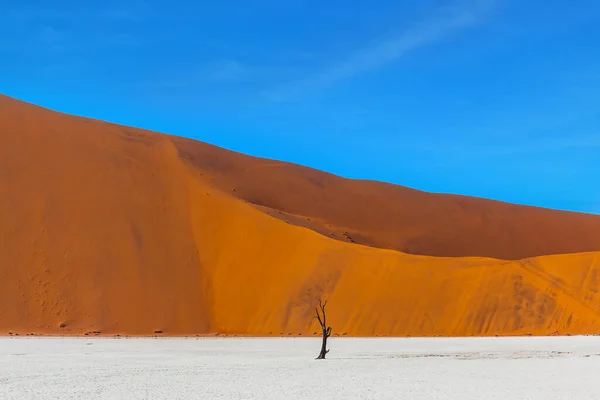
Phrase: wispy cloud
[{"left": 265, "top": 0, "right": 496, "bottom": 102}]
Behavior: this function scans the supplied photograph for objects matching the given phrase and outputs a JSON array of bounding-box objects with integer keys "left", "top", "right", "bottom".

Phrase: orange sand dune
[
  {"left": 190, "top": 180, "right": 600, "bottom": 336},
  {"left": 2, "top": 94, "right": 600, "bottom": 337},
  {"left": 172, "top": 136, "right": 600, "bottom": 260}
]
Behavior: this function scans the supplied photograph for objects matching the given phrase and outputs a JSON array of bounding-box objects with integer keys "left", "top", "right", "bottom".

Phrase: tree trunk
[
  {"left": 317, "top": 328, "right": 329, "bottom": 359},
  {"left": 315, "top": 300, "right": 332, "bottom": 359}
]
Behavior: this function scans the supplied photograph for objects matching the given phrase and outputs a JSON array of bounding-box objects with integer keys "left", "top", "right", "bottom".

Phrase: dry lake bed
[{"left": 2, "top": 336, "right": 600, "bottom": 399}]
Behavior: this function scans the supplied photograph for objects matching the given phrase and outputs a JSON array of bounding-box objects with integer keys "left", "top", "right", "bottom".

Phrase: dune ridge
[
  {"left": 2, "top": 94, "right": 600, "bottom": 337},
  {"left": 172, "top": 135, "right": 600, "bottom": 260}
]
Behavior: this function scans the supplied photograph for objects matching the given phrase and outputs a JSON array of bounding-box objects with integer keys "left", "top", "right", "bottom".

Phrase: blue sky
[{"left": 2, "top": 0, "right": 600, "bottom": 214}]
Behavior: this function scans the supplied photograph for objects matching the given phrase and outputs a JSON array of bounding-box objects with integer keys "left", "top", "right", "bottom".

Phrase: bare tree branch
[{"left": 315, "top": 307, "right": 324, "bottom": 327}]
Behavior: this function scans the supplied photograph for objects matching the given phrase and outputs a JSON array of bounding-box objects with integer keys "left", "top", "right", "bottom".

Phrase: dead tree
[{"left": 315, "top": 299, "right": 332, "bottom": 359}]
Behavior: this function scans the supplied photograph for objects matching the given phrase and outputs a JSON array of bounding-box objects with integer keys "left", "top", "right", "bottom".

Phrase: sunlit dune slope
[
  {"left": 2, "top": 94, "right": 600, "bottom": 337},
  {"left": 171, "top": 136, "right": 600, "bottom": 260},
  {"left": 190, "top": 180, "right": 600, "bottom": 336}
]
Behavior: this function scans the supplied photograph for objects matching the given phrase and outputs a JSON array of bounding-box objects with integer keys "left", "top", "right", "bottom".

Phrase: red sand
[{"left": 2, "top": 94, "right": 600, "bottom": 337}]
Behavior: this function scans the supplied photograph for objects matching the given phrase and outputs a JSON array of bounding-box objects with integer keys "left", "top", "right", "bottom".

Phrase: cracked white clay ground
[{"left": 2, "top": 336, "right": 600, "bottom": 399}]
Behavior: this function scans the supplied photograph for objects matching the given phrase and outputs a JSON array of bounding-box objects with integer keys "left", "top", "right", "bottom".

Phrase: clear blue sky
[{"left": 2, "top": 0, "right": 599, "bottom": 214}]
